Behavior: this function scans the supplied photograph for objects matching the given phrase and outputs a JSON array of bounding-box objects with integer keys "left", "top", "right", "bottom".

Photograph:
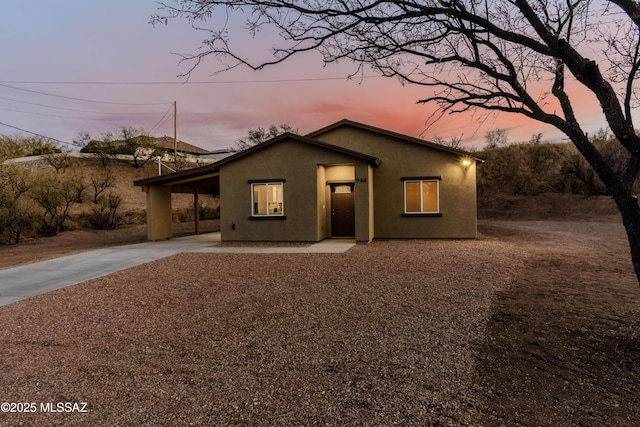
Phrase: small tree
[
  {"left": 562, "top": 134, "right": 636, "bottom": 195},
  {"left": 172, "top": 151, "right": 190, "bottom": 172},
  {"left": 562, "top": 152, "right": 605, "bottom": 195},
  {"left": 80, "top": 127, "right": 161, "bottom": 168},
  {"left": 89, "top": 166, "right": 116, "bottom": 204},
  {"left": 485, "top": 129, "right": 510, "bottom": 149},
  {"left": 0, "top": 165, "right": 36, "bottom": 244},
  {"left": 119, "top": 128, "right": 162, "bottom": 168},
  {"left": 86, "top": 192, "right": 122, "bottom": 230},
  {"left": 43, "top": 151, "right": 71, "bottom": 173},
  {"left": 0, "top": 135, "right": 61, "bottom": 162},
  {"left": 31, "top": 173, "right": 85, "bottom": 236},
  {"left": 80, "top": 134, "right": 120, "bottom": 166},
  {"left": 234, "top": 124, "right": 298, "bottom": 151},
  {"left": 432, "top": 135, "right": 465, "bottom": 150},
  {"left": 528, "top": 133, "right": 544, "bottom": 145}
]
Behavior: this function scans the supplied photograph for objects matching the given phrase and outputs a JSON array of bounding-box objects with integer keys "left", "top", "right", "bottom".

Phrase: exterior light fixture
[{"left": 460, "top": 156, "right": 473, "bottom": 169}]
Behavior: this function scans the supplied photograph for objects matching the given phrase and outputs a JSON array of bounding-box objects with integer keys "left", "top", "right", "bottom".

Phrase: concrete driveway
[{"left": 0, "top": 233, "right": 354, "bottom": 307}]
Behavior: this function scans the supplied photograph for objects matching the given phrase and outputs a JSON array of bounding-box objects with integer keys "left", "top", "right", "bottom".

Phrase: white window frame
[
  {"left": 403, "top": 179, "right": 440, "bottom": 214},
  {"left": 251, "top": 182, "right": 284, "bottom": 217}
]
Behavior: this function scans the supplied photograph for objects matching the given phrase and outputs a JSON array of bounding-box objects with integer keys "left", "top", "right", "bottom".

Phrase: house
[
  {"left": 134, "top": 119, "right": 482, "bottom": 242},
  {"left": 81, "top": 135, "right": 217, "bottom": 162},
  {"left": 152, "top": 136, "right": 210, "bottom": 160}
]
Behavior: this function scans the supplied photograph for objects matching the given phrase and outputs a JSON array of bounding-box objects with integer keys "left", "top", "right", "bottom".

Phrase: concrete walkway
[{"left": 0, "top": 233, "right": 355, "bottom": 307}]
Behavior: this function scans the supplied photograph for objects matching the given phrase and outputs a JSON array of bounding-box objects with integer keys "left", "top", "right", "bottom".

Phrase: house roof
[
  {"left": 214, "top": 132, "right": 382, "bottom": 167},
  {"left": 151, "top": 136, "right": 210, "bottom": 155},
  {"left": 133, "top": 132, "right": 381, "bottom": 190},
  {"left": 306, "top": 119, "right": 484, "bottom": 162},
  {"left": 133, "top": 119, "right": 485, "bottom": 193}
]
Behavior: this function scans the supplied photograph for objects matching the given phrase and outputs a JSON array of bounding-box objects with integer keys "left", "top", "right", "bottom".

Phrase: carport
[{"left": 134, "top": 164, "right": 220, "bottom": 241}]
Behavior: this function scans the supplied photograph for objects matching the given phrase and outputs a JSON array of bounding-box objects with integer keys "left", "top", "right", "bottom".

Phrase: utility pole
[{"left": 173, "top": 101, "right": 177, "bottom": 156}]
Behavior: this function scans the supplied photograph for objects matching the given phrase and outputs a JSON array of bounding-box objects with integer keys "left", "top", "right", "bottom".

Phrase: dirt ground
[
  {"left": 0, "top": 217, "right": 639, "bottom": 426},
  {"left": 474, "top": 220, "right": 639, "bottom": 426}
]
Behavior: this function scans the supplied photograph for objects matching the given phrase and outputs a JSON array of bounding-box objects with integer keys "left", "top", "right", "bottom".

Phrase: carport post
[
  {"left": 146, "top": 185, "right": 173, "bottom": 241},
  {"left": 194, "top": 188, "right": 200, "bottom": 235}
]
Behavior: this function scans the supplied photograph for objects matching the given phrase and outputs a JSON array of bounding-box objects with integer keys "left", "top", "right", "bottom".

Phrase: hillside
[
  {"left": 476, "top": 140, "right": 630, "bottom": 221},
  {"left": 0, "top": 156, "right": 219, "bottom": 244}
]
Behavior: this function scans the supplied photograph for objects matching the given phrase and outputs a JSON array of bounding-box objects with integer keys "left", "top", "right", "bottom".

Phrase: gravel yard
[{"left": 1, "top": 219, "right": 639, "bottom": 426}]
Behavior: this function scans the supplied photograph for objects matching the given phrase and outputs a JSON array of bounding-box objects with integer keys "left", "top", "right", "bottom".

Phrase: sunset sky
[{"left": 0, "top": 0, "right": 611, "bottom": 151}]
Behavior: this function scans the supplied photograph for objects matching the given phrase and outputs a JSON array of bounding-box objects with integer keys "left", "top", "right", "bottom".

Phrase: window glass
[
  {"left": 253, "top": 184, "right": 266, "bottom": 215},
  {"left": 422, "top": 181, "right": 438, "bottom": 212},
  {"left": 404, "top": 180, "right": 439, "bottom": 214},
  {"left": 405, "top": 181, "right": 421, "bottom": 212},
  {"left": 268, "top": 183, "right": 283, "bottom": 214},
  {"left": 252, "top": 182, "right": 283, "bottom": 216}
]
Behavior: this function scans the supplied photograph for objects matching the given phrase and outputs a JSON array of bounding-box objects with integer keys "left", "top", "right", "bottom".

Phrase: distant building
[
  {"left": 152, "top": 136, "right": 208, "bottom": 157},
  {"left": 81, "top": 135, "right": 233, "bottom": 163}
]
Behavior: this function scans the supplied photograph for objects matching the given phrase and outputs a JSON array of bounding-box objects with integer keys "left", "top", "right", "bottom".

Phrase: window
[
  {"left": 251, "top": 182, "right": 284, "bottom": 216},
  {"left": 404, "top": 179, "right": 439, "bottom": 214}
]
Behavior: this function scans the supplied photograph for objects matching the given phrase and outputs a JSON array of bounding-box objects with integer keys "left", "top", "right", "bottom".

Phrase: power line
[
  {"left": 0, "top": 120, "right": 77, "bottom": 147},
  {"left": 0, "top": 76, "right": 384, "bottom": 85},
  {"left": 147, "top": 103, "right": 175, "bottom": 134},
  {"left": 0, "top": 95, "right": 167, "bottom": 115},
  {"left": 0, "top": 107, "right": 165, "bottom": 121},
  {"left": 0, "top": 83, "right": 172, "bottom": 106}
]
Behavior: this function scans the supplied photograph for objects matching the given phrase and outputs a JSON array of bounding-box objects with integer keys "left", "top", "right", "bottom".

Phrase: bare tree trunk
[
  {"left": 614, "top": 194, "right": 640, "bottom": 281},
  {"left": 560, "top": 126, "right": 640, "bottom": 282}
]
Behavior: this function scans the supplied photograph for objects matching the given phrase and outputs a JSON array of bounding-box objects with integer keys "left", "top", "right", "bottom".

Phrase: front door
[{"left": 330, "top": 184, "right": 355, "bottom": 237}]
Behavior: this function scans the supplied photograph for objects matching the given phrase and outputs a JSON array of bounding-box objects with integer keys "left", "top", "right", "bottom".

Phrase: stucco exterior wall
[
  {"left": 146, "top": 185, "right": 173, "bottom": 241},
  {"left": 220, "top": 138, "right": 373, "bottom": 242},
  {"left": 312, "top": 126, "right": 477, "bottom": 239}
]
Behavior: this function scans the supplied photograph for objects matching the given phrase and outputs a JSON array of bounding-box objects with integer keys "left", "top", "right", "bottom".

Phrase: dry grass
[{"left": 0, "top": 219, "right": 639, "bottom": 426}]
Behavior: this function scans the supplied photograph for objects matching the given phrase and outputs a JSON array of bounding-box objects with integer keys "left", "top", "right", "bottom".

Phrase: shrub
[
  {"left": 173, "top": 202, "right": 219, "bottom": 223},
  {"left": 0, "top": 165, "right": 36, "bottom": 244},
  {"left": 85, "top": 193, "right": 123, "bottom": 230},
  {"left": 0, "top": 135, "right": 61, "bottom": 162},
  {"left": 561, "top": 136, "right": 639, "bottom": 195},
  {"left": 478, "top": 143, "right": 569, "bottom": 196},
  {"left": 90, "top": 167, "right": 115, "bottom": 204},
  {"left": 31, "top": 172, "right": 85, "bottom": 236}
]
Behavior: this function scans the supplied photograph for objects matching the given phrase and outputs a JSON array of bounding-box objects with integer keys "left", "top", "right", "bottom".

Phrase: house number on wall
[{"left": 356, "top": 177, "right": 367, "bottom": 183}]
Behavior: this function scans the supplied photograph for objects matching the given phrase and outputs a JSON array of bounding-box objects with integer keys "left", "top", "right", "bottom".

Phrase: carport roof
[{"left": 133, "top": 133, "right": 381, "bottom": 193}]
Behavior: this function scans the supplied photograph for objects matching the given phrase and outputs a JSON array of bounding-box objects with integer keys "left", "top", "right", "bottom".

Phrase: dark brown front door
[{"left": 331, "top": 184, "right": 355, "bottom": 237}]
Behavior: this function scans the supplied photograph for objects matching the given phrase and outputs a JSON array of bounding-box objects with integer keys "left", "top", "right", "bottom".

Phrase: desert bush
[
  {"left": 0, "top": 165, "right": 37, "bottom": 244},
  {"left": 561, "top": 135, "right": 639, "bottom": 195},
  {"left": 85, "top": 193, "right": 123, "bottom": 230},
  {"left": 561, "top": 150, "right": 606, "bottom": 195},
  {"left": 174, "top": 202, "right": 219, "bottom": 223},
  {"left": 173, "top": 207, "right": 195, "bottom": 223},
  {"left": 0, "top": 135, "right": 61, "bottom": 162},
  {"left": 478, "top": 132, "right": 640, "bottom": 199},
  {"left": 199, "top": 203, "right": 220, "bottom": 220},
  {"left": 31, "top": 172, "right": 86, "bottom": 236},
  {"left": 90, "top": 167, "right": 116, "bottom": 204},
  {"left": 0, "top": 202, "right": 37, "bottom": 245},
  {"left": 43, "top": 152, "right": 71, "bottom": 173},
  {"left": 120, "top": 209, "right": 147, "bottom": 226},
  {"left": 478, "top": 142, "right": 569, "bottom": 196}
]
